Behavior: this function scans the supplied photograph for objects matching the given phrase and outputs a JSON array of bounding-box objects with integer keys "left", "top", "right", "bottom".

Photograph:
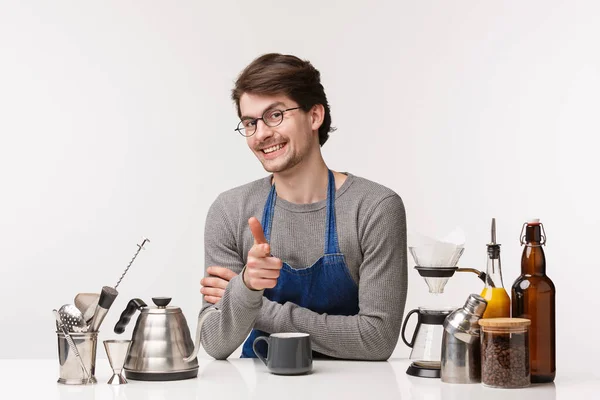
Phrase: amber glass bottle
[{"left": 511, "top": 219, "right": 556, "bottom": 383}]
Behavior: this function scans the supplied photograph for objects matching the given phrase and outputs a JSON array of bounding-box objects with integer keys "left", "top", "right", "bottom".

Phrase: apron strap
[
  {"left": 324, "top": 169, "right": 341, "bottom": 255},
  {"left": 261, "top": 183, "right": 277, "bottom": 242}
]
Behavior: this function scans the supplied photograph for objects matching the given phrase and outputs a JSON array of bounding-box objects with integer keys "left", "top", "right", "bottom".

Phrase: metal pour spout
[{"left": 456, "top": 267, "right": 494, "bottom": 287}]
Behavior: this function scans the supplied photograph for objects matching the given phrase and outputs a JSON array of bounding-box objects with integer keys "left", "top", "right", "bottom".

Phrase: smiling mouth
[{"left": 262, "top": 143, "right": 286, "bottom": 154}]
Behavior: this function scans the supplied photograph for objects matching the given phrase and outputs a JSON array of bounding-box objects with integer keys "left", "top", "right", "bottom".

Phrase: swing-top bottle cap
[{"left": 524, "top": 218, "right": 544, "bottom": 243}]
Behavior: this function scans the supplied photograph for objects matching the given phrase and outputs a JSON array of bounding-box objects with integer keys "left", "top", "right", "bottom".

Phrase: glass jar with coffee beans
[{"left": 479, "top": 318, "right": 531, "bottom": 388}]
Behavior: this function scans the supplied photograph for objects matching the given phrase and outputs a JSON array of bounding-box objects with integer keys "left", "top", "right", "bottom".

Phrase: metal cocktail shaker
[{"left": 441, "top": 294, "right": 487, "bottom": 383}]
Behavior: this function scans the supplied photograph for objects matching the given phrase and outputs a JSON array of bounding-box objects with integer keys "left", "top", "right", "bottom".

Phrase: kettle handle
[
  {"left": 183, "top": 307, "right": 221, "bottom": 362},
  {"left": 401, "top": 308, "right": 420, "bottom": 348},
  {"left": 114, "top": 298, "right": 147, "bottom": 334}
]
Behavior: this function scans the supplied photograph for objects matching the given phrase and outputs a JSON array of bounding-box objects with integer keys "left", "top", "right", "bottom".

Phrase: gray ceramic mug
[{"left": 253, "top": 333, "right": 313, "bottom": 375}]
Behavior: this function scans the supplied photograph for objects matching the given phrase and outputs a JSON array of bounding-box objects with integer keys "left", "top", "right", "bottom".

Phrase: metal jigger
[{"left": 104, "top": 340, "right": 132, "bottom": 384}]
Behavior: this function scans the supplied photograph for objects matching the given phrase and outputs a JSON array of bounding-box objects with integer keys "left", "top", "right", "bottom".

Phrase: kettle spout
[{"left": 183, "top": 307, "right": 221, "bottom": 362}]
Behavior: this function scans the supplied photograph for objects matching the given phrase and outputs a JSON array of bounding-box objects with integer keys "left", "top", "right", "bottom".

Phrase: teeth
[{"left": 263, "top": 144, "right": 284, "bottom": 154}]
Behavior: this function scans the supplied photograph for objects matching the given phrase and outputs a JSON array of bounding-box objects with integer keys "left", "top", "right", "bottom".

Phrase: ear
[{"left": 309, "top": 104, "right": 325, "bottom": 132}]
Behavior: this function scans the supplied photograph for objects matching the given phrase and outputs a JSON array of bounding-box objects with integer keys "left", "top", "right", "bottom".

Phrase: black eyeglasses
[{"left": 235, "top": 107, "right": 301, "bottom": 137}]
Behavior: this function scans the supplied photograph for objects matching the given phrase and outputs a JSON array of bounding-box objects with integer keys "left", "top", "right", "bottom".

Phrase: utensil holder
[{"left": 56, "top": 331, "right": 98, "bottom": 385}]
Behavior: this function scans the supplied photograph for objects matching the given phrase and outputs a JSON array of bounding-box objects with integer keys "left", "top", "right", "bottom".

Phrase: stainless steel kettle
[{"left": 113, "top": 297, "right": 215, "bottom": 381}]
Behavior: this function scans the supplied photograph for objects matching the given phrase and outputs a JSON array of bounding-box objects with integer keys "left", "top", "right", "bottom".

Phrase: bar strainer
[{"left": 58, "top": 304, "right": 88, "bottom": 333}]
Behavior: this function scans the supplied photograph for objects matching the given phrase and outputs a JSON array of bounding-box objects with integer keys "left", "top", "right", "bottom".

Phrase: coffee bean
[{"left": 481, "top": 331, "right": 530, "bottom": 388}]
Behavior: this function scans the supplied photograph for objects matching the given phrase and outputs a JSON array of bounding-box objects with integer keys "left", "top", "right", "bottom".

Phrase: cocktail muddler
[{"left": 89, "top": 286, "right": 119, "bottom": 332}]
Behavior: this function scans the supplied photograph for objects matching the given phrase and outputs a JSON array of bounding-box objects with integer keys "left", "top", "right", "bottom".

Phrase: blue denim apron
[{"left": 241, "top": 170, "right": 359, "bottom": 358}]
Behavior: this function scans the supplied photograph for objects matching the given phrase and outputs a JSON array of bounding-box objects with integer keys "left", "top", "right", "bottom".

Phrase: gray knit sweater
[{"left": 198, "top": 173, "right": 407, "bottom": 360}]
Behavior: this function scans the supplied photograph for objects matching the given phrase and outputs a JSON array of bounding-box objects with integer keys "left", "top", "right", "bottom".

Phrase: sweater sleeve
[
  {"left": 197, "top": 197, "right": 263, "bottom": 360},
  {"left": 254, "top": 194, "right": 408, "bottom": 360}
]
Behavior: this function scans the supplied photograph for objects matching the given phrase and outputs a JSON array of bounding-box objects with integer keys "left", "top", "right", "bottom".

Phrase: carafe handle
[
  {"left": 401, "top": 308, "right": 420, "bottom": 348},
  {"left": 183, "top": 307, "right": 221, "bottom": 362},
  {"left": 114, "top": 298, "right": 147, "bottom": 334}
]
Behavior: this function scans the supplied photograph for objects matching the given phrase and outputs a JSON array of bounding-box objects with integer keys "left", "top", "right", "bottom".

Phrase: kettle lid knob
[{"left": 152, "top": 297, "right": 172, "bottom": 308}]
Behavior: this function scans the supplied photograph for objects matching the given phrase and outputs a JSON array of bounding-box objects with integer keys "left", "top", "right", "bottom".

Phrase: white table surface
[{"left": 1, "top": 356, "right": 597, "bottom": 400}]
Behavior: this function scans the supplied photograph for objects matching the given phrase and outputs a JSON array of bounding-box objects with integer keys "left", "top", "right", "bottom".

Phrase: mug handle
[
  {"left": 401, "top": 308, "right": 420, "bottom": 348},
  {"left": 252, "top": 336, "right": 270, "bottom": 366}
]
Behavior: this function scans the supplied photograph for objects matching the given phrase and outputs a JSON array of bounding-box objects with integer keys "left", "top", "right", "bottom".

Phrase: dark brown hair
[{"left": 232, "top": 53, "right": 335, "bottom": 146}]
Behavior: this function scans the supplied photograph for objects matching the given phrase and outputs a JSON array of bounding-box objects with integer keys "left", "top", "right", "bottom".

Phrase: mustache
[{"left": 255, "top": 140, "right": 286, "bottom": 150}]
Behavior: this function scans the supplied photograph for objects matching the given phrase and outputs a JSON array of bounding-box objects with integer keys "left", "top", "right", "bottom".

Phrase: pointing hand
[{"left": 243, "top": 217, "right": 283, "bottom": 290}]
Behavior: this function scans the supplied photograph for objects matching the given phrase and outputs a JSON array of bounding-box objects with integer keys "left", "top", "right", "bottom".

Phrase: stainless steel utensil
[
  {"left": 58, "top": 304, "right": 87, "bottom": 333},
  {"left": 53, "top": 309, "right": 92, "bottom": 383},
  {"left": 74, "top": 293, "right": 100, "bottom": 323},
  {"left": 89, "top": 286, "right": 119, "bottom": 332},
  {"left": 104, "top": 340, "right": 132, "bottom": 385},
  {"left": 115, "top": 237, "right": 150, "bottom": 290},
  {"left": 86, "top": 237, "right": 150, "bottom": 332}
]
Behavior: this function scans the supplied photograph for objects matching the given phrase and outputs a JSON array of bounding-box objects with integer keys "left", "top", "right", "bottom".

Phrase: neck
[
  {"left": 485, "top": 256, "right": 505, "bottom": 288},
  {"left": 522, "top": 244, "right": 546, "bottom": 275},
  {"left": 272, "top": 153, "right": 329, "bottom": 204},
  {"left": 484, "top": 245, "right": 505, "bottom": 288},
  {"left": 522, "top": 225, "right": 546, "bottom": 275}
]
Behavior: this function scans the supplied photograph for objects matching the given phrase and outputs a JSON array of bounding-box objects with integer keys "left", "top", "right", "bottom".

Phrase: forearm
[
  {"left": 254, "top": 296, "right": 405, "bottom": 360},
  {"left": 200, "top": 274, "right": 263, "bottom": 359}
]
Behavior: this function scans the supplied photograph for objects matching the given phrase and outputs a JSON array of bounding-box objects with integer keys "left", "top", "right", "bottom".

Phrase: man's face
[{"left": 239, "top": 93, "right": 320, "bottom": 173}]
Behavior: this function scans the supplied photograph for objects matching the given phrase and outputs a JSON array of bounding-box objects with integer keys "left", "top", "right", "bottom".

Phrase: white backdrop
[{"left": 1, "top": 0, "right": 598, "bottom": 373}]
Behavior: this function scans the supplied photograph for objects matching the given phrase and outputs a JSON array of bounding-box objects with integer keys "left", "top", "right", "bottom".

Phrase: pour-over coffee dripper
[{"left": 409, "top": 246, "right": 489, "bottom": 294}]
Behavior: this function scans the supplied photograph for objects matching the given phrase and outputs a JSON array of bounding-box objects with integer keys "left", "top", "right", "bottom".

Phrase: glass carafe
[
  {"left": 480, "top": 219, "right": 510, "bottom": 318},
  {"left": 401, "top": 307, "right": 455, "bottom": 367}
]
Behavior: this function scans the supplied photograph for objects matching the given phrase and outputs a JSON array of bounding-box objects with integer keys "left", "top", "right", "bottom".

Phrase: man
[{"left": 195, "top": 53, "right": 407, "bottom": 360}]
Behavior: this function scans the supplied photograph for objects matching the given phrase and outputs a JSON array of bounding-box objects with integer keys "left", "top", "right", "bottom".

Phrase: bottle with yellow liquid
[{"left": 480, "top": 218, "right": 510, "bottom": 318}]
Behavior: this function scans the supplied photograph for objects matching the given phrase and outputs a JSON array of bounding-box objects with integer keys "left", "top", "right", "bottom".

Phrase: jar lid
[{"left": 478, "top": 317, "right": 531, "bottom": 327}]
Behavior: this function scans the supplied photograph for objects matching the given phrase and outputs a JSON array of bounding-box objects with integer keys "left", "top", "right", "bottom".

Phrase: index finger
[{"left": 248, "top": 217, "right": 268, "bottom": 245}]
